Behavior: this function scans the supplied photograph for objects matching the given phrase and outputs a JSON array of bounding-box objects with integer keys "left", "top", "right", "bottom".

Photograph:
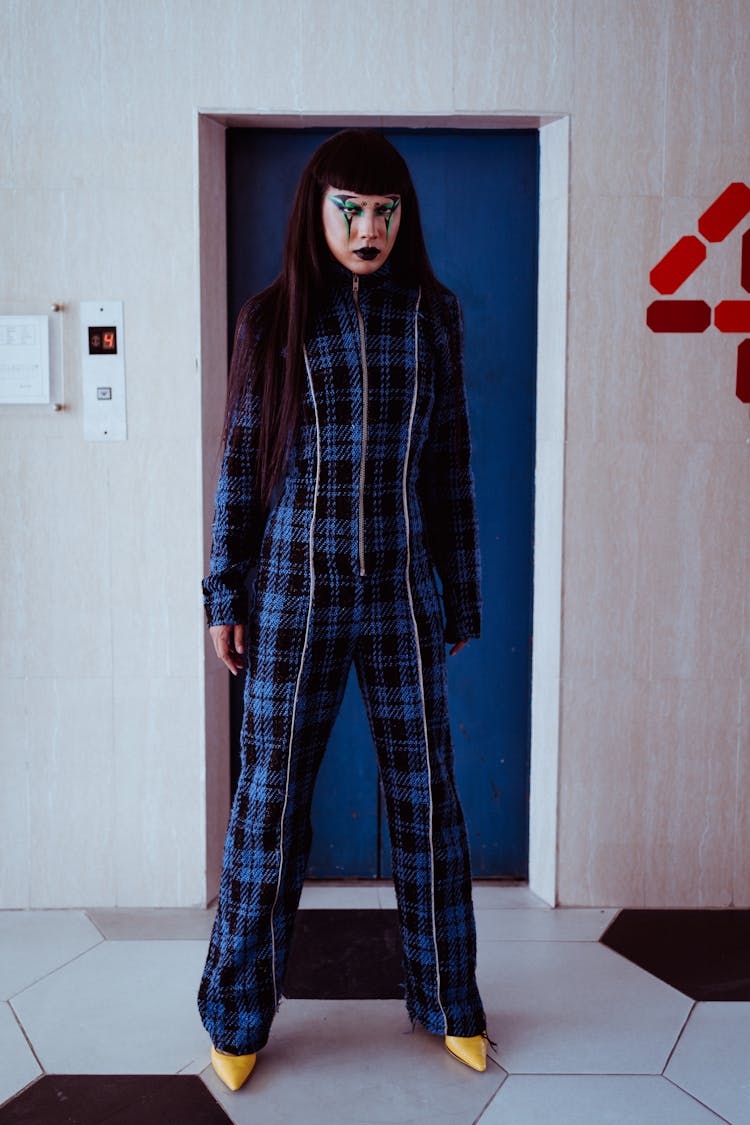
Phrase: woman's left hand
[{"left": 449, "top": 639, "right": 470, "bottom": 656}]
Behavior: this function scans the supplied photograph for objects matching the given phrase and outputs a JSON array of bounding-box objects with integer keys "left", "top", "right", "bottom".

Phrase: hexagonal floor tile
[
  {"left": 0, "top": 910, "right": 102, "bottom": 1000},
  {"left": 10, "top": 940, "right": 209, "bottom": 1074},
  {"left": 665, "top": 1001, "right": 750, "bottom": 1125},
  {"left": 478, "top": 1074, "right": 728, "bottom": 1124},
  {"left": 200, "top": 999, "right": 507, "bottom": 1125},
  {"left": 0, "top": 1075, "right": 231, "bottom": 1123},
  {"left": 476, "top": 938, "right": 692, "bottom": 1073},
  {"left": 601, "top": 909, "right": 750, "bottom": 1000}
]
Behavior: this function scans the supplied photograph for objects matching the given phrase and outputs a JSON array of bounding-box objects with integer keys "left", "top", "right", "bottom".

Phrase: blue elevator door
[{"left": 226, "top": 126, "right": 538, "bottom": 878}]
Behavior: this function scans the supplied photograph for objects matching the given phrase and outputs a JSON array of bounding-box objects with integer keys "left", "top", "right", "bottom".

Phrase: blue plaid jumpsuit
[{"left": 197, "top": 255, "right": 485, "bottom": 1055}]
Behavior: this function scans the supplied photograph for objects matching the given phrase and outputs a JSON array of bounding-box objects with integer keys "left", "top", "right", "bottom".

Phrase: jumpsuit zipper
[{"left": 352, "top": 273, "right": 368, "bottom": 576}]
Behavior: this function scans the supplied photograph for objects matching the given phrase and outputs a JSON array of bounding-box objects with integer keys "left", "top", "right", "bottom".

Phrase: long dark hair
[{"left": 223, "top": 128, "right": 451, "bottom": 511}]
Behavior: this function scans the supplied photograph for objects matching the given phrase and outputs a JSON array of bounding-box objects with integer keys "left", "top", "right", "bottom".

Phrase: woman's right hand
[{"left": 209, "top": 624, "right": 246, "bottom": 676}]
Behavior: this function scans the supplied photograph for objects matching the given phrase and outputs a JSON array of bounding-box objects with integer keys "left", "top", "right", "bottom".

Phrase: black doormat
[
  {"left": 0, "top": 1075, "right": 231, "bottom": 1124},
  {"left": 283, "top": 909, "right": 405, "bottom": 999},
  {"left": 601, "top": 909, "right": 750, "bottom": 1000}
]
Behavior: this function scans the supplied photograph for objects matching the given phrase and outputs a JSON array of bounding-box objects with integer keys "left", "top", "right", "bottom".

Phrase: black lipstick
[{"left": 353, "top": 247, "right": 380, "bottom": 260}]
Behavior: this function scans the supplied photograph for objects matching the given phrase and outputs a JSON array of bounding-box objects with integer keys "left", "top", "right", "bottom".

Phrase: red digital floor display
[{"left": 647, "top": 181, "right": 750, "bottom": 403}]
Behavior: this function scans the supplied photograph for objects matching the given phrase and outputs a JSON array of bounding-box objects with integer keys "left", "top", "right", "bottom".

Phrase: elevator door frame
[{"left": 197, "top": 111, "right": 569, "bottom": 907}]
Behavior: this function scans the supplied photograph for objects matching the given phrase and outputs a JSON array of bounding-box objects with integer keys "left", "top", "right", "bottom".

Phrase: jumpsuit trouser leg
[
  {"left": 353, "top": 558, "right": 485, "bottom": 1039},
  {"left": 197, "top": 558, "right": 485, "bottom": 1055},
  {"left": 198, "top": 566, "right": 362, "bottom": 1055}
]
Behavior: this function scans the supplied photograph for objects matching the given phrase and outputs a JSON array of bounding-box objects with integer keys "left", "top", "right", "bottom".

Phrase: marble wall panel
[
  {"left": 107, "top": 438, "right": 202, "bottom": 681},
  {"left": 0, "top": 188, "right": 66, "bottom": 301},
  {"left": 566, "top": 193, "right": 662, "bottom": 445},
  {"left": 98, "top": 0, "right": 196, "bottom": 192},
  {"left": 0, "top": 113, "right": 12, "bottom": 190},
  {"left": 641, "top": 438, "right": 749, "bottom": 683},
  {"left": 27, "top": 677, "right": 116, "bottom": 907},
  {"left": 0, "top": 4, "right": 10, "bottom": 186},
  {"left": 573, "top": 0, "right": 668, "bottom": 196},
  {"left": 559, "top": 670, "right": 743, "bottom": 907},
  {"left": 642, "top": 676, "right": 738, "bottom": 908},
  {"left": 0, "top": 9, "right": 11, "bottom": 190},
  {"left": 664, "top": 0, "right": 750, "bottom": 197},
  {"left": 0, "top": 442, "right": 27, "bottom": 678},
  {"left": 558, "top": 673, "right": 654, "bottom": 906},
  {"left": 188, "top": 0, "right": 303, "bottom": 111},
  {"left": 112, "top": 675, "right": 204, "bottom": 906},
  {"left": 454, "top": 0, "right": 574, "bottom": 112},
  {"left": 563, "top": 434, "right": 748, "bottom": 688},
  {"left": 0, "top": 680, "right": 30, "bottom": 906},
  {"left": 650, "top": 333, "right": 750, "bottom": 444},
  {"left": 8, "top": 0, "right": 103, "bottom": 189},
  {"left": 561, "top": 440, "right": 652, "bottom": 683},
  {"left": 300, "top": 0, "right": 454, "bottom": 114},
  {"left": 21, "top": 438, "right": 113, "bottom": 680}
]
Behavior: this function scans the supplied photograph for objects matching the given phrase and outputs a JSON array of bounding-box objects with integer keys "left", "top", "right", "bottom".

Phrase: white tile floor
[{"left": 1, "top": 885, "right": 748, "bottom": 1124}]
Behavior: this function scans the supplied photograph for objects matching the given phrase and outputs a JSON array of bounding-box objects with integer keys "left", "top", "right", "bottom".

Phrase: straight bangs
[{"left": 311, "top": 129, "right": 413, "bottom": 199}]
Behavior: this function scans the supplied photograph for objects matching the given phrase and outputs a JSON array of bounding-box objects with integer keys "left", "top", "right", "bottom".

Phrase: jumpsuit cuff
[
  {"left": 204, "top": 592, "right": 248, "bottom": 628},
  {"left": 443, "top": 609, "right": 481, "bottom": 645}
]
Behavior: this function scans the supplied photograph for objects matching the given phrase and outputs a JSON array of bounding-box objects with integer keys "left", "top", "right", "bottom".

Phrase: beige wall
[{"left": 1, "top": 0, "right": 748, "bottom": 908}]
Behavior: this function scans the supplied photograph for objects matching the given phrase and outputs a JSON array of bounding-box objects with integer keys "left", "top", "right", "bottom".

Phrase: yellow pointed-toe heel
[
  {"left": 210, "top": 1043, "right": 257, "bottom": 1091},
  {"left": 444, "top": 1033, "right": 488, "bottom": 1072}
]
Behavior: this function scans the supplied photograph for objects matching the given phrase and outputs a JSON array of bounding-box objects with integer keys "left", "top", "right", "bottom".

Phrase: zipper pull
[{"left": 352, "top": 273, "right": 359, "bottom": 295}]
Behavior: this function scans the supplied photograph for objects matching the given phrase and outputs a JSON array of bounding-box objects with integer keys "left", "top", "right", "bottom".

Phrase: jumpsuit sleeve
[
  {"left": 202, "top": 301, "right": 267, "bottom": 627},
  {"left": 420, "top": 292, "right": 482, "bottom": 644}
]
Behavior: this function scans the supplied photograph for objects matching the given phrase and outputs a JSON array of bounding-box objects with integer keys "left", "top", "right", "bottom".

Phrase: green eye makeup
[
  {"left": 379, "top": 199, "right": 401, "bottom": 240},
  {"left": 328, "top": 194, "right": 401, "bottom": 242}
]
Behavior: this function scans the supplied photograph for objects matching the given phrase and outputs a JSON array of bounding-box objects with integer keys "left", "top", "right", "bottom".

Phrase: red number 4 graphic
[{"left": 646, "top": 182, "right": 750, "bottom": 403}]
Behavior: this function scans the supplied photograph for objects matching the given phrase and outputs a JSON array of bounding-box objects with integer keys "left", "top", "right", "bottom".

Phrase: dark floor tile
[
  {"left": 283, "top": 909, "right": 404, "bottom": 999},
  {"left": 601, "top": 909, "right": 750, "bottom": 1000},
  {"left": 0, "top": 1075, "right": 231, "bottom": 1125}
]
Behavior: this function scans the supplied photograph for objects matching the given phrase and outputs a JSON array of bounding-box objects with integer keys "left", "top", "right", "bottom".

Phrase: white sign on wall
[{"left": 0, "top": 315, "right": 50, "bottom": 404}]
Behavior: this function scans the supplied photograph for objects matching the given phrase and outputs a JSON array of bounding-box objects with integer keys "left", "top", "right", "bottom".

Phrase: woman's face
[{"left": 321, "top": 186, "right": 402, "bottom": 274}]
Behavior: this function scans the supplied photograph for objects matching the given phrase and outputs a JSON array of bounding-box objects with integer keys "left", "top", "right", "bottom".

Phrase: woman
[{"left": 198, "top": 128, "right": 490, "bottom": 1091}]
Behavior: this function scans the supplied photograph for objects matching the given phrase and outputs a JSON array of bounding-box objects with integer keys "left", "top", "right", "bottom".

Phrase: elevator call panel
[{"left": 80, "top": 301, "right": 127, "bottom": 441}]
